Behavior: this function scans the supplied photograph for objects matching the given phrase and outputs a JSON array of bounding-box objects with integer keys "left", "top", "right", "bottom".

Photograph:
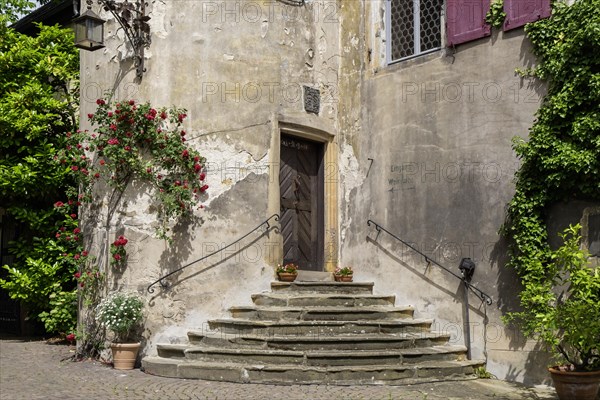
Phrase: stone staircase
[{"left": 142, "top": 280, "right": 484, "bottom": 385}]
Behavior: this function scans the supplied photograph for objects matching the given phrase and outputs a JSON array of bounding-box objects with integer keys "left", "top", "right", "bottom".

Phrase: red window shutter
[
  {"left": 446, "top": 0, "right": 492, "bottom": 46},
  {"left": 503, "top": 0, "right": 551, "bottom": 31}
]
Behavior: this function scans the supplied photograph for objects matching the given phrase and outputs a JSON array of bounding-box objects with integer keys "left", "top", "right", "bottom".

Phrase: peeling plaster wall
[
  {"left": 336, "top": 2, "right": 551, "bottom": 385},
  {"left": 81, "top": 0, "right": 556, "bottom": 384},
  {"left": 79, "top": 0, "right": 342, "bottom": 358}
]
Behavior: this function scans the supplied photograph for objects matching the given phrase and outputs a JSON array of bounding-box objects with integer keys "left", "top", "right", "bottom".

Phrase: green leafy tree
[
  {"left": 503, "top": 0, "right": 600, "bottom": 359},
  {"left": 0, "top": 22, "right": 80, "bottom": 335},
  {"left": 0, "top": 0, "right": 36, "bottom": 24}
]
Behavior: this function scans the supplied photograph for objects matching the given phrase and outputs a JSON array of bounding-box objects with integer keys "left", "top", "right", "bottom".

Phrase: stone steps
[
  {"left": 229, "top": 305, "right": 414, "bottom": 321},
  {"left": 206, "top": 318, "right": 434, "bottom": 335},
  {"left": 142, "top": 357, "right": 483, "bottom": 385},
  {"left": 187, "top": 331, "right": 451, "bottom": 351},
  {"left": 156, "top": 344, "right": 468, "bottom": 366},
  {"left": 270, "top": 281, "right": 374, "bottom": 294},
  {"left": 142, "top": 280, "right": 483, "bottom": 385},
  {"left": 251, "top": 293, "right": 396, "bottom": 307}
]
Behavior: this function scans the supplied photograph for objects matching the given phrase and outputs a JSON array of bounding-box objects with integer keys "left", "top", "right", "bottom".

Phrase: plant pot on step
[
  {"left": 334, "top": 274, "right": 353, "bottom": 282},
  {"left": 111, "top": 342, "right": 141, "bottom": 370},
  {"left": 277, "top": 272, "right": 297, "bottom": 282},
  {"left": 549, "top": 367, "right": 600, "bottom": 400}
]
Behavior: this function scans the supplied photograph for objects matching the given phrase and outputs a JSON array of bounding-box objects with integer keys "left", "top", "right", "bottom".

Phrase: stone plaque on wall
[{"left": 303, "top": 86, "right": 320, "bottom": 115}]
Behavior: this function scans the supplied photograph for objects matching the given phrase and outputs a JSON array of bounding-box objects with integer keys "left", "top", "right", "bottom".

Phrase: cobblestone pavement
[{"left": 0, "top": 337, "right": 558, "bottom": 400}]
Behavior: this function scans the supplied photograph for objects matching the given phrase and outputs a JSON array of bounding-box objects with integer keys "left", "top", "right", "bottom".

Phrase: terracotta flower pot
[
  {"left": 549, "top": 367, "right": 600, "bottom": 400},
  {"left": 334, "top": 274, "right": 353, "bottom": 282},
  {"left": 111, "top": 342, "right": 141, "bottom": 370},
  {"left": 277, "top": 272, "right": 297, "bottom": 282}
]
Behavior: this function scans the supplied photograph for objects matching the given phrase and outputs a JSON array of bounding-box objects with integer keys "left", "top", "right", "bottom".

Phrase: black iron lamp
[
  {"left": 459, "top": 257, "right": 475, "bottom": 282},
  {"left": 73, "top": 0, "right": 151, "bottom": 79},
  {"left": 73, "top": 8, "right": 106, "bottom": 51}
]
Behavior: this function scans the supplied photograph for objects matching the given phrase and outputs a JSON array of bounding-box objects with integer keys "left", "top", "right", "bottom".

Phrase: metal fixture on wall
[
  {"left": 73, "top": 0, "right": 151, "bottom": 79},
  {"left": 277, "top": 0, "right": 305, "bottom": 5}
]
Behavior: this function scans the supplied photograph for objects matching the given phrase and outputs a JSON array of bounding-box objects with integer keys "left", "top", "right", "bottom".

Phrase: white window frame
[{"left": 386, "top": 0, "right": 442, "bottom": 64}]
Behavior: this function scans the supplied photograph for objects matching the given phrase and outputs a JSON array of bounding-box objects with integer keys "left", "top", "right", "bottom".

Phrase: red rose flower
[
  {"left": 71, "top": 166, "right": 79, "bottom": 171},
  {"left": 182, "top": 150, "right": 189, "bottom": 158},
  {"left": 96, "top": 99, "right": 105, "bottom": 105},
  {"left": 199, "top": 173, "right": 206, "bottom": 181},
  {"left": 74, "top": 272, "right": 81, "bottom": 279},
  {"left": 113, "top": 254, "right": 121, "bottom": 261},
  {"left": 70, "top": 214, "right": 77, "bottom": 219},
  {"left": 74, "top": 254, "right": 80, "bottom": 260},
  {"left": 73, "top": 228, "right": 81, "bottom": 234},
  {"left": 87, "top": 113, "right": 94, "bottom": 119},
  {"left": 160, "top": 111, "right": 167, "bottom": 119},
  {"left": 66, "top": 333, "right": 76, "bottom": 342},
  {"left": 82, "top": 251, "right": 88, "bottom": 257},
  {"left": 54, "top": 201, "right": 64, "bottom": 207},
  {"left": 100, "top": 159, "right": 106, "bottom": 165},
  {"left": 55, "top": 233, "right": 61, "bottom": 238},
  {"left": 129, "top": 100, "right": 135, "bottom": 105},
  {"left": 200, "top": 184, "right": 209, "bottom": 192}
]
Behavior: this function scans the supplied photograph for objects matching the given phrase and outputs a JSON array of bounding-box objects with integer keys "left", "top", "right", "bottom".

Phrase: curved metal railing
[
  {"left": 147, "top": 214, "right": 280, "bottom": 293},
  {"left": 367, "top": 219, "right": 493, "bottom": 305}
]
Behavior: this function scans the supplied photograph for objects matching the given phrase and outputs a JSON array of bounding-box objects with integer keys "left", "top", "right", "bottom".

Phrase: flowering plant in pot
[
  {"left": 505, "top": 225, "right": 600, "bottom": 400},
  {"left": 276, "top": 263, "right": 298, "bottom": 282},
  {"left": 95, "top": 292, "right": 144, "bottom": 369},
  {"left": 334, "top": 266, "right": 353, "bottom": 282}
]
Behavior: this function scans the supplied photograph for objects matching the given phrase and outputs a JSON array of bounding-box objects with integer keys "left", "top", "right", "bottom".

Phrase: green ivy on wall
[
  {"left": 485, "top": 0, "right": 506, "bottom": 28},
  {"left": 503, "top": 0, "right": 600, "bottom": 335}
]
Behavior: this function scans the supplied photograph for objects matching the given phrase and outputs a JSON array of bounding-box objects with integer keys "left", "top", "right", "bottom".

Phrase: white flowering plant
[{"left": 95, "top": 292, "right": 144, "bottom": 343}]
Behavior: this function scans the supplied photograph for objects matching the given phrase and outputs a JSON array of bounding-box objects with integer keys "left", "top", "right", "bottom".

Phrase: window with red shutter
[
  {"left": 503, "top": 0, "right": 551, "bottom": 31},
  {"left": 446, "top": 0, "right": 491, "bottom": 46}
]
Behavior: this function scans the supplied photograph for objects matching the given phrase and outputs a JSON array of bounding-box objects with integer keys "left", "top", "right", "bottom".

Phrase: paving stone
[{"left": 0, "top": 337, "right": 558, "bottom": 400}]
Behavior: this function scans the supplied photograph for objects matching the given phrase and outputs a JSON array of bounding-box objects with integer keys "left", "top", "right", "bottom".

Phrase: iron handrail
[
  {"left": 367, "top": 219, "right": 493, "bottom": 305},
  {"left": 147, "top": 214, "right": 280, "bottom": 293}
]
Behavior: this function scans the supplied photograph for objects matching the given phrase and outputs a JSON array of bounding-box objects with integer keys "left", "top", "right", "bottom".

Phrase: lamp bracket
[{"left": 86, "top": 0, "right": 151, "bottom": 79}]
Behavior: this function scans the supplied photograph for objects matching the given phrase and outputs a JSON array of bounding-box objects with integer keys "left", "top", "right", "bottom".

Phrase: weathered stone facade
[{"left": 79, "top": 0, "right": 594, "bottom": 385}]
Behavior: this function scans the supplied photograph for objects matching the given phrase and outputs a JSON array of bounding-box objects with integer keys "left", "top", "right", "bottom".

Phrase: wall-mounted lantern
[
  {"left": 73, "top": 8, "right": 106, "bottom": 51},
  {"left": 73, "top": 0, "right": 151, "bottom": 79}
]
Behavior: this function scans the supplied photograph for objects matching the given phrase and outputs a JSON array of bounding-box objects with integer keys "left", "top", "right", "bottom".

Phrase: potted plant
[
  {"left": 95, "top": 292, "right": 145, "bottom": 370},
  {"left": 505, "top": 225, "right": 600, "bottom": 400},
  {"left": 334, "top": 266, "right": 353, "bottom": 282},
  {"left": 276, "top": 263, "right": 299, "bottom": 282}
]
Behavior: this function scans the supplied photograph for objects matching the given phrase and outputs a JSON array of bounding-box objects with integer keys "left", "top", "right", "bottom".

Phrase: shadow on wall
[
  {"left": 491, "top": 201, "right": 600, "bottom": 385},
  {"left": 366, "top": 235, "right": 487, "bottom": 320},
  {"left": 149, "top": 226, "right": 277, "bottom": 305}
]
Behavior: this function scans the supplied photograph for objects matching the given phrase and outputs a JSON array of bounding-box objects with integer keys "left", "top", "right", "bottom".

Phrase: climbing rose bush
[
  {"left": 57, "top": 97, "right": 208, "bottom": 240},
  {"left": 110, "top": 235, "right": 128, "bottom": 268}
]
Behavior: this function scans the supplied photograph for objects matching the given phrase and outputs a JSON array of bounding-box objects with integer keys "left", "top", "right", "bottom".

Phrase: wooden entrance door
[{"left": 279, "top": 135, "right": 324, "bottom": 271}]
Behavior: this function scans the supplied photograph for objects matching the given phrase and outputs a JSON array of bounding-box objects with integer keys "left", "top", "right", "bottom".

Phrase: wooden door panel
[{"left": 280, "top": 135, "right": 324, "bottom": 271}]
